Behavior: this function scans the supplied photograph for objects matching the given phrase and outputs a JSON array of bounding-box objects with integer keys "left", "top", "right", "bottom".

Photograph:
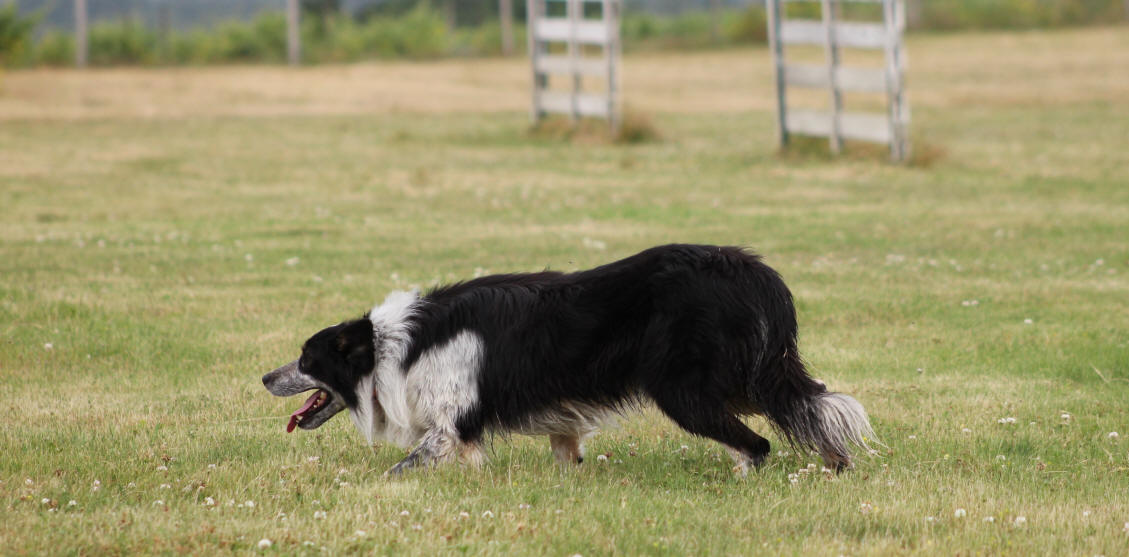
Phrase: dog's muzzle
[
  {"left": 263, "top": 360, "right": 348, "bottom": 432},
  {"left": 262, "top": 360, "right": 314, "bottom": 396}
]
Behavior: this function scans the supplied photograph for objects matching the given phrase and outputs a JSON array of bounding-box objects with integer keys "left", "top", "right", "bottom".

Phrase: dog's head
[{"left": 262, "top": 318, "right": 375, "bottom": 432}]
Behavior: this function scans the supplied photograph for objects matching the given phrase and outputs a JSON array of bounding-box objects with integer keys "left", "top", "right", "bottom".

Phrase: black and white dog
[{"left": 263, "top": 244, "right": 877, "bottom": 476}]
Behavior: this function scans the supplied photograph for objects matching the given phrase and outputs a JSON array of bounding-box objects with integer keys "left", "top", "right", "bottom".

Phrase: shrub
[
  {"left": 33, "top": 30, "right": 73, "bottom": 66},
  {"left": 88, "top": 19, "right": 157, "bottom": 66},
  {"left": 0, "top": 2, "right": 37, "bottom": 66}
]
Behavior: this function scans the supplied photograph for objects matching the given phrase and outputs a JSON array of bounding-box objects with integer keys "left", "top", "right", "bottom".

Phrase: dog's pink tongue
[{"left": 286, "top": 391, "right": 322, "bottom": 433}]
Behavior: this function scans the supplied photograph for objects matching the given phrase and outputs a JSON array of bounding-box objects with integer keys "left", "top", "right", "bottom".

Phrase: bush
[
  {"left": 33, "top": 31, "right": 73, "bottom": 66},
  {"left": 0, "top": 2, "right": 37, "bottom": 66},
  {"left": 88, "top": 19, "right": 157, "bottom": 66},
  {"left": 13, "top": 1, "right": 1129, "bottom": 67}
]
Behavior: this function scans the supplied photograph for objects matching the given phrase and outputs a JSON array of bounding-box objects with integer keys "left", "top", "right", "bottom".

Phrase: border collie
[{"left": 263, "top": 244, "right": 877, "bottom": 476}]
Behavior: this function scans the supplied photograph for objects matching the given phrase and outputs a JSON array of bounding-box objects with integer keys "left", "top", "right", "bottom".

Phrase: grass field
[{"left": 2, "top": 27, "right": 1128, "bottom": 555}]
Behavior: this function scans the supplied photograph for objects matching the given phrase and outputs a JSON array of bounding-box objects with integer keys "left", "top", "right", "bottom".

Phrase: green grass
[{"left": 2, "top": 29, "right": 1129, "bottom": 555}]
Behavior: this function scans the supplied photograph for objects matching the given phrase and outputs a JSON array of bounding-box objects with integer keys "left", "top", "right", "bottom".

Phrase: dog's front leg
[{"left": 385, "top": 429, "right": 458, "bottom": 476}]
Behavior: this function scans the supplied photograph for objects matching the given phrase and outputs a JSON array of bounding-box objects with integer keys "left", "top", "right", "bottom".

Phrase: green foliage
[
  {"left": 305, "top": 4, "right": 449, "bottom": 61},
  {"left": 32, "top": 30, "right": 72, "bottom": 66},
  {"left": 0, "top": 2, "right": 37, "bottom": 65},
  {"left": 88, "top": 19, "right": 156, "bottom": 66},
  {"left": 916, "top": 0, "right": 1125, "bottom": 30},
  {"left": 9, "top": 1, "right": 1129, "bottom": 67}
]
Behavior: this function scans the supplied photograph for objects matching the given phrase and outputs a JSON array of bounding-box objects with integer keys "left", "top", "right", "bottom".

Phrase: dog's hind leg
[
  {"left": 649, "top": 389, "right": 771, "bottom": 475},
  {"left": 550, "top": 433, "right": 584, "bottom": 464},
  {"left": 725, "top": 446, "right": 759, "bottom": 477}
]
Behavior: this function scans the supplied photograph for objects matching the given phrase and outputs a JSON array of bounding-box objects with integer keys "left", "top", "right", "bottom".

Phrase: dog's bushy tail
[{"left": 761, "top": 350, "right": 880, "bottom": 470}]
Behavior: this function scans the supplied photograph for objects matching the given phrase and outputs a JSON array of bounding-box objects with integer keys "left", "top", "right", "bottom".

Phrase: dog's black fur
[{"left": 264, "top": 244, "right": 877, "bottom": 475}]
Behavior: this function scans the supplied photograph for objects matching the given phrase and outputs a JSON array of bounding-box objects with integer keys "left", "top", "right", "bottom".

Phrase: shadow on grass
[
  {"left": 528, "top": 107, "right": 661, "bottom": 145},
  {"left": 778, "top": 135, "right": 946, "bottom": 168}
]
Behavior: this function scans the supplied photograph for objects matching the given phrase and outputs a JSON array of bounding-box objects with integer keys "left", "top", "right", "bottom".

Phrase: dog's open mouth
[{"left": 287, "top": 389, "right": 331, "bottom": 433}]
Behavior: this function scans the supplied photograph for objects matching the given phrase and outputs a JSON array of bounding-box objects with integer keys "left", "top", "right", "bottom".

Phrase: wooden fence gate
[
  {"left": 766, "top": 0, "right": 910, "bottom": 161},
  {"left": 527, "top": 0, "right": 622, "bottom": 129}
]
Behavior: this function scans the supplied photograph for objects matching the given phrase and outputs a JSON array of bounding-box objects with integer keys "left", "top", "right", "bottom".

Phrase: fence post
[
  {"left": 527, "top": 0, "right": 543, "bottom": 123},
  {"left": 821, "top": 0, "right": 843, "bottom": 154},
  {"left": 765, "top": 0, "right": 788, "bottom": 149},
  {"left": 500, "top": 0, "right": 514, "bottom": 55},
  {"left": 75, "top": 0, "right": 87, "bottom": 67},
  {"left": 606, "top": 0, "right": 621, "bottom": 132},
  {"left": 883, "top": 0, "right": 909, "bottom": 161},
  {"left": 287, "top": 0, "right": 300, "bottom": 66}
]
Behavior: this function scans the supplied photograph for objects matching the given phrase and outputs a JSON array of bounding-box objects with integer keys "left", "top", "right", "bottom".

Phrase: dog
[{"left": 262, "top": 244, "right": 877, "bottom": 476}]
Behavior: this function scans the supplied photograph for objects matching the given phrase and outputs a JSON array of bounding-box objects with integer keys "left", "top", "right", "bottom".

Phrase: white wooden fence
[
  {"left": 766, "top": 0, "right": 910, "bottom": 161},
  {"left": 527, "top": 0, "right": 622, "bottom": 129}
]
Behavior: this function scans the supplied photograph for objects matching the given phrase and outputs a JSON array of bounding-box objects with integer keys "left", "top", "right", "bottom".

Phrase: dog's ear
[{"left": 335, "top": 319, "right": 374, "bottom": 362}]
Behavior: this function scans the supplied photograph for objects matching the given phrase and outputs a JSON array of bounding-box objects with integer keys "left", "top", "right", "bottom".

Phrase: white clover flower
[
  {"left": 156, "top": 465, "right": 168, "bottom": 472},
  {"left": 925, "top": 516, "right": 935, "bottom": 523},
  {"left": 153, "top": 500, "right": 164, "bottom": 506},
  {"left": 1061, "top": 413, "right": 1071, "bottom": 421},
  {"left": 954, "top": 508, "right": 967, "bottom": 518},
  {"left": 482, "top": 510, "right": 494, "bottom": 518},
  {"left": 1023, "top": 319, "right": 1033, "bottom": 325},
  {"left": 458, "top": 511, "right": 470, "bottom": 519},
  {"left": 44, "top": 343, "right": 54, "bottom": 350},
  {"left": 67, "top": 500, "right": 77, "bottom": 507},
  {"left": 400, "top": 510, "right": 410, "bottom": 517},
  {"left": 596, "top": 454, "right": 608, "bottom": 462},
  {"left": 25, "top": 478, "right": 33, "bottom": 486},
  {"left": 285, "top": 257, "right": 300, "bottom": 267},
  {"left": 983, "top": 516, "right": 995, "bottom": 523},
  {"left": 41, "top": 498, "right": 51, "bottom": 505},
  {"left": 908, "top": 435, "right": 917, "bottom": 440},
  {"left": 996, "top": 455, "right": 1007, "bottom": 461},
  {"left": 207, "top": 464, "right": 217, "bottom": 469},
  {"left": 962, "top": 428, "right": 972, "bottom": 434},
  {"left": 245, "top": 500, "right": 255, "bottom": 508},
  {"left": 518, "top": 504, "right": 531, "bottom": 510},
  {"left": 353, "top": 530, "right": 366, "bottom": 537},
  {"left": 1082, "top": 510, "right": 1091, "bottom": 518},
  {"left": 159, "top": 484, "right": 171, "bottom": 489},
  {"left": 1109, "top": 432, "right": 1120, "bottom": 440},
  {"left": 859, "top": 502, "right": 873, "bottom": 515},
  {"left": 306, "top": 456, "right": 319, "bottom": 463},
  {"left": 998, "top": 417, "right": 1017, "bottom": 424},
  {"left": 204, "top": 497, "right": 215, "bottom": 506},
  {"left": 313, "top": 510, "right": 326, "bottom": 520},
  {"left": 1014, "top": 516, "right": 1027, "bottom": 526},
  {"left": 257, "top": 539, "right": 272, "bottom": 550}
]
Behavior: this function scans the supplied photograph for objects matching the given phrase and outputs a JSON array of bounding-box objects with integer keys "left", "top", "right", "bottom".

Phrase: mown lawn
[{"left": 1, "top": 28, "right": 1127, "bottom": 555}]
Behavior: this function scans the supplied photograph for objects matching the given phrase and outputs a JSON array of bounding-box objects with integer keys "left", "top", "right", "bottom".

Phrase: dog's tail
[{"left": 760, "top": 350, "right": 880, "bottom": 470}]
